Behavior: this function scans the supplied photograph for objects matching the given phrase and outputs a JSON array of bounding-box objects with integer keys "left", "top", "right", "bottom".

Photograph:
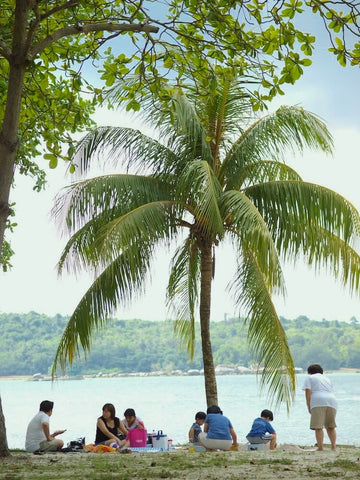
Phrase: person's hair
[
  {"left": 102, "top": 403, "right": 116, "bottom": 419},
  {"left": 207, "top": 405, "right": 222, "bottom": 415},
  {"left": 39, "top": 400, "right": 54, "bottom": 413},
  {"left": 195, "top": 411, "right": 206, "bottom": 420},
  {"left": 124, "top": 408, "right": 136, "bottom": 418},
  {"left": 307, "top": 364, "right": 324, "bottom": 375},
  {"left": 261, "top": 409, "right": 273, "bottom": 421}
]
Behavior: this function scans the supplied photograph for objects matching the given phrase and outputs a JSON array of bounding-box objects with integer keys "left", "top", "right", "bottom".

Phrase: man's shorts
[
  {"left": 310, "top": 406, "right": 337, "bottom": 430},
  {"left": 39, "top": 439, "right": 59, "bottom": 452}
]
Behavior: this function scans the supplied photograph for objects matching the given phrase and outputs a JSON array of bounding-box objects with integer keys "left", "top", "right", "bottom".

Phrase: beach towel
[{"left": 84, "top": 444, "right": 117, "bottom": 453}]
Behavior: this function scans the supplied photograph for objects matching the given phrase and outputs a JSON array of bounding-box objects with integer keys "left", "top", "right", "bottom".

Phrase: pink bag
[{"left": 126, "top": 428, "right": 147, "bottom": 447}]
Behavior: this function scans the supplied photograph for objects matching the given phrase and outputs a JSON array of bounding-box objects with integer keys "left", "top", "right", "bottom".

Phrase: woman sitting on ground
[
  {"left": 198, "top": 405, "right": 237, "bottom": 451},
  {"left": 95, "top": 403, "right": 129, "bottom": 447}
]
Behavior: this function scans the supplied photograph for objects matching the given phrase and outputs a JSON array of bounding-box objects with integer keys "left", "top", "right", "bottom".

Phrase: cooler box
[{"left": 151, "top": 430, "right": 168, "bottom": 450}]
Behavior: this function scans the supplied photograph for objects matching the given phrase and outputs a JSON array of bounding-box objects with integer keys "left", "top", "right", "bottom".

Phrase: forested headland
[{"left": 0, "top": 312, "right": 359, "bottom": 377}]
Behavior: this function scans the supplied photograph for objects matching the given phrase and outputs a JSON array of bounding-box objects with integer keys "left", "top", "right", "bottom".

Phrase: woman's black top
[{"left": 95, "top": 416, "right": 120, "bottom": 444}]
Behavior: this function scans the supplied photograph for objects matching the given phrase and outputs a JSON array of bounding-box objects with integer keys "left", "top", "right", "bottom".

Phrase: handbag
[{"left": 126, "top": 428, "right": 148, "bottom": 447}]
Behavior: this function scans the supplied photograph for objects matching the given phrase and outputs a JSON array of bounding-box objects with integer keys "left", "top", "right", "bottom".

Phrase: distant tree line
[{"left": 0, "top": 312, "right": 359, "bottom": 376}]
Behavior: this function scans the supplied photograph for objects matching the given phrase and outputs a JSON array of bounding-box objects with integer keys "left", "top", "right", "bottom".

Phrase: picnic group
[{"left": 25, "top": 364, "right": 337, "bottom": 454}]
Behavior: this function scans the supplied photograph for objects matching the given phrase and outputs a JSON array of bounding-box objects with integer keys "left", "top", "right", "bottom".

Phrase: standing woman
[{"left": 302, "top": 364, "right": 337, "bottom": 451}]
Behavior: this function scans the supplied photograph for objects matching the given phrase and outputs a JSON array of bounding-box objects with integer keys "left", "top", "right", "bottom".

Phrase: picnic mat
[{"left": 129, "top": 447, "right": 164, "bottom": 452}]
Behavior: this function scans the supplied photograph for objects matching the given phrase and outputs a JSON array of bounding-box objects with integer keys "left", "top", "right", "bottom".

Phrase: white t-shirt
[
  {"left": 302, "top": 373, "right": 338, "bottom": 410},
  {"left": 25, "top": 411, "right": 49, "bottom": 452}
]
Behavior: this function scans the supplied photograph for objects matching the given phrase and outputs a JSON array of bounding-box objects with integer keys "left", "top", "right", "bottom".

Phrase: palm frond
[
  {"left": 276, "top": 218, "right": 360, "bottom": 293},
  {"left": 166, "top": 91, "right": 214, "bottom": 165},
  {"left": 52, "top": 174, "right": 170, "bottom": 234},
  {"left": 73, "top": 126, "right": 178, "bottom": 177},
  {"left": 247, "top": 181, "right": 360, "bottom": 249},
  {"left": 220, "top": 105, "right": 333, "bottom": 187},
  {"left": 230, "top": 159, "right": 303, "bottom": 190},
  {"left": 167, "top": 237, "right": 201, "bottom": 358},
  {"left": 57, "top": 218, "right": 100, "bottom": 275},
  {"left": 306, "top": 227, "right": 360, "bottom": 292},
  {"left": 93, "top": 200, "right": 178, "bottom": 266},
  {"left": 220, "top": 189, "right": 284, "bottom": 293},
  {"left": 58, "top": 199, "right": 177, "bottom": 276},
  {"left": 105, "top": 78, "right": 215, "bottom": 166},
  {"left": 230, "top": 246, "right": 295, "bottom": 410},
  {"left": 52, "top": 242, "right": 153, "bottom": 375},
  {"left": 177, "top": 160, "right": 224, "bottom": 238}
]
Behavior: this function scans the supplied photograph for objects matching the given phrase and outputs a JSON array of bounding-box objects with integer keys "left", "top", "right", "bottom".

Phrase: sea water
[{"left": 1, "top": 373, "right": 359, "bottom": 449}]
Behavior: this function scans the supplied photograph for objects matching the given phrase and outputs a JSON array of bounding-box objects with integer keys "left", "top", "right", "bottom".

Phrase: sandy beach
[{"left": 2, "top": 444, "right": 359, "bottom": 479}]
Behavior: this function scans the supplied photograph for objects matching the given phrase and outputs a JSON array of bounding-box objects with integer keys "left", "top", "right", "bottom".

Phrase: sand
[{"left": 2, "top": 444, "right": 359, "bottom": 479}]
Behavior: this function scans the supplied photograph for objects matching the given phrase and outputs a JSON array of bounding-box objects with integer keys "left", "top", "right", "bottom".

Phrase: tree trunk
[
  {"left": 199, "top": 240, "right": 218, "bottom": 407},
  {"left": 0, "top": 0, "right": 30, "bottom": 457},
  {"left": 0, "top": 398, "right": 9, "bottom": 457},
  {"left": 0, "top": 144, "right": 17, "bottom": 252},
  {"left": 0, "top": 0, "right": 28, "bottom": 253}
]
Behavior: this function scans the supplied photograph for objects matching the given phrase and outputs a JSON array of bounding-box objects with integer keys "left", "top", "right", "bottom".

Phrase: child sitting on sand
[
  {"left": 246, "top": 409, "right": 277, "bottom": 450},
  {"left": 189, "top": 411, "right": 206, "bottom": 451}
]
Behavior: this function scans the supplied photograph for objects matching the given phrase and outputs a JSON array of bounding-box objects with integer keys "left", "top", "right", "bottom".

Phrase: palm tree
[{"left": 53, "top": 72, "right": 360, "bottom": 409}]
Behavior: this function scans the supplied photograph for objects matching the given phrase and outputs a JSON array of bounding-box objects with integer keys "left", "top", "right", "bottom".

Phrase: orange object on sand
[{"left": 84, "top": 443, "right": 117, "bottom": 453}]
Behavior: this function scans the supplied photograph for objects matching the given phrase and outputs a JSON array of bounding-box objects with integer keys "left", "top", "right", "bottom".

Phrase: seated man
[
  {"left": 246, "top": 409, "right": 277, "bottom": 450},
  {"left": 25, "top": 400, "right": 65, "bottom": 453}
]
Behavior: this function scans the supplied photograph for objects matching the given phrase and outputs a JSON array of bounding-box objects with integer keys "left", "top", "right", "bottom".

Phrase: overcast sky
[{"left": 1, "top": 19, "right": 359, "bottom": 323}]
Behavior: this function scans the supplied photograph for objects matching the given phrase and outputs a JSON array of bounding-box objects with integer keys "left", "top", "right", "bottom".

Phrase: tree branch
[
  {"left": 0, "top": 41, "right": 11, "bottom": 61},
  {"left": 39, "top": 0, "right": 82, "bottom": 22},
  {"left": 29, "top": 22, "right": 159, "bottom": 58}
]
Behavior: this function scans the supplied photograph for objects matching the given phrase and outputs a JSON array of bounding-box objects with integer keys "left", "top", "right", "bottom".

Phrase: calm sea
[{"left": 1, "top": 373, "right": 359, "bottom": 449}]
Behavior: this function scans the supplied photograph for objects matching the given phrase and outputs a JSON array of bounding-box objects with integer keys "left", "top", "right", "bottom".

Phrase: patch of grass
[
  {"left": 1, "top": 448, "right": 360, "bottom": 480},
  {"left": 325, "top": 459, "right": 360, "bottom": 471},
  {"left": 306, "top": 470, "right": 342, "bottom": 478},
  {"left": 251, "top": 457, "right": 295, "bottom": 465}
]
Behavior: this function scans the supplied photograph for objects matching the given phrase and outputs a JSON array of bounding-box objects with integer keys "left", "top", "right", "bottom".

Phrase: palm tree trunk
[{"left": 199, "top": 240, "right": 218, "bottom": 407}]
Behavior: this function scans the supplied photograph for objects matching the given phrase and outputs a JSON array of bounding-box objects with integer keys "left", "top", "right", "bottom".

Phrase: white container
[{"left": 152, "top": 430, "right": 168, "bottom": 450}]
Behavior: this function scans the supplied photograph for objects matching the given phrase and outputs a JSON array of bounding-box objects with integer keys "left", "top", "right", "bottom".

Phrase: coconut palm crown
[{"left": 53, "top": 72, "right": 360, "bottom": 409}]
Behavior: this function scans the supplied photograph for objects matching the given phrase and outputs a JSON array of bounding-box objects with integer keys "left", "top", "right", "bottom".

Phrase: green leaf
[{"left": 49, "top": 156, "right": 58, "bottom": 169}]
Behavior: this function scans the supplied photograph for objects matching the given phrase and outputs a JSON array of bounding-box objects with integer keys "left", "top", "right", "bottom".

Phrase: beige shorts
[
  {"left": 310, "top": 406, "right": 337, "bottom": 430},
  {"left": 39, "top": 439, "right": 60, "bottom": 452},
  {"left": 198, "top": 432, "right": 232, "bottom": 451}
]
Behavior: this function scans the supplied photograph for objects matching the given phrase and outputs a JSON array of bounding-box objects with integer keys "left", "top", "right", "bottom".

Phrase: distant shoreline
[{"left": 0, "top": 367, "right": 359, "bottom": 382}]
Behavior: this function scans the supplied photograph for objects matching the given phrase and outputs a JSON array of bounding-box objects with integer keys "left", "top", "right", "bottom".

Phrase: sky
[{"left": 0, "top": 15, "right": 359, "bottom": 323}]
